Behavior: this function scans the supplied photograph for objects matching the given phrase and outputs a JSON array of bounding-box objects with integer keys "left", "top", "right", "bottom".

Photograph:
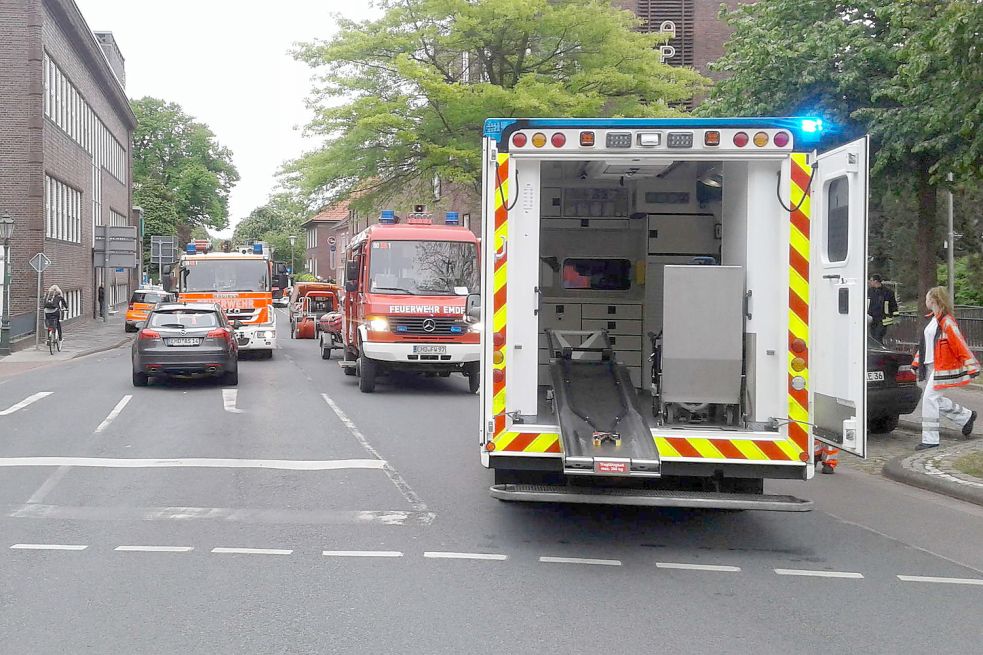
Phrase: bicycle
[{"left": 44, "top": 310, "right": 65, "bottom": 355}]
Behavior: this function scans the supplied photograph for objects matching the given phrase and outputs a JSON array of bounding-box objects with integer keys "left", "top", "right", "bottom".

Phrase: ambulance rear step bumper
[{"left": 489, "top": 484, "right": 813, "bottom": 512}]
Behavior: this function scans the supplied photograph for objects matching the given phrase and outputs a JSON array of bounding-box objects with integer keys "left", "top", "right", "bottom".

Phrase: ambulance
[
  {"left": 174, "top": 242, "right": 276, "bottom": 358},
  {"left": 476, "top": 117, "right": 868, "bottom": 510},
  {"left": 339, "top": 210, "right": 481, "bottom": 393}
]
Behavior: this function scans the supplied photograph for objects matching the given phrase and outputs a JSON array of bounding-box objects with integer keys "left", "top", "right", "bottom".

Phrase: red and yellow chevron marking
[
  {"left": 492, "top": 432, "right": 561, "bottom": 453},
  {"left": 491, "top": 153, "right": 509, "bottom": 437},
  {"left": 489, "top": 433, "right": 804, "bottom": 461},
  {"left": 787, "top": 153, "right": 812, "bottom": 456}
]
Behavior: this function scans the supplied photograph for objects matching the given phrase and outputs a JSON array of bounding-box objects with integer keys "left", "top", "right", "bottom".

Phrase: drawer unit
[
  {"left": 581, "top": 318, "right": 642, "bottom": 336},
  {"left": 581, "top": 303, "right": 643, "bottom": 320},
  {"left": 606, "top": 334, "right": 642, "bottom": 352},
  {"left": 540, "top": 303, "right": 583, "bottom": 329},
  {"left": 614, "top": 351, "right": 643, "bottom": 367}
]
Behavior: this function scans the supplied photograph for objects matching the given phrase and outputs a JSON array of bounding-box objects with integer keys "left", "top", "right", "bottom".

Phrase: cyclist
[{"left": 43, "top": 284, "right": 68, "bottom": 342}]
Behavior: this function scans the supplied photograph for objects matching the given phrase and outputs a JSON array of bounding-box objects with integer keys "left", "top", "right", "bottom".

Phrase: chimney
[{"left": 93, "top": 31, "right": 125, "bottom": 88}]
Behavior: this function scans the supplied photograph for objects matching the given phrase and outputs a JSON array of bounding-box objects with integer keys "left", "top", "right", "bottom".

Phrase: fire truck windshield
[
  {"left": 181, "top": 259, "right": 270, "bottom": 292},
  {"left": 369, "top": 240, "right": 478, "bottom": 295}
]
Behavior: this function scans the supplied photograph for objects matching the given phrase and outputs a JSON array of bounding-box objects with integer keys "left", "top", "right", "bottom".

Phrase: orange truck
[
  {"left": 339, "top": 210, "right": 481, "bottom": 393},
  {"left": 174, "top": 242, "right": 276, "bottom": 358}
]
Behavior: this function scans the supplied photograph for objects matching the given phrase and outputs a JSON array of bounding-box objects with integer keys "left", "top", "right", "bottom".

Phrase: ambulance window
[
  {"left": 827, "top": 176, "right": 849, "bottom": 263},
  {"left": 561, "top": 259, "right": 631, "bottom": 291}
]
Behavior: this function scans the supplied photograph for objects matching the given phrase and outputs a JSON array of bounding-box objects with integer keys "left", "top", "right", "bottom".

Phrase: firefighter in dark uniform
[{"left": 867, "top": 274, "right": 897, "bottom": 342}]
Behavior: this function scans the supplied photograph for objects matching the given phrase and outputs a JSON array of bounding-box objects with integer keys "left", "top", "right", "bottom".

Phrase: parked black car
[
  {"left": 867, "top": 335, "right": 920, "bottom": 433},
  {"left": 132, "top": 303, "right": 239, "bottom": 387}
]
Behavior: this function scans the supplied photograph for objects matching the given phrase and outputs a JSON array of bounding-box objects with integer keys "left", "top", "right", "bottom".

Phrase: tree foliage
[
  {"left": 700, "top": 0, "right": 983, "bottom": 309},
  {"left": 131, "top": 97, "right": 240, "bottom": 244},
  {"left": 287, "top": 0, "right": 707, "bottom": 208},
  {"left": 232, "top": 192, "right": 312, "bottom": 274}
]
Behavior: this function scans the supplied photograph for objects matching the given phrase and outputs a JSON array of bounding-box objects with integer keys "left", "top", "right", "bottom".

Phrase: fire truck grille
[{"left": 391, "top": 317, "right": 463, "bottom": 336}]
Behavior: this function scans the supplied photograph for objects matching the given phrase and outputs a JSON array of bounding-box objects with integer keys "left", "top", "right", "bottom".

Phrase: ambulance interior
[{"left": 525, "top": 156, "right": 789, "bottom": 438}]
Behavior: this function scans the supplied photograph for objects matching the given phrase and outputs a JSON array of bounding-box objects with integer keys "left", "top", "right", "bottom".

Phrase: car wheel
[
  {"left": 465, "top": 362, "right": 480, "bottom": 394},
  {"left": 132, "top": 370, "right": 149, "bottom": 387},
  {"left": 222, "top": 369, "right": 238, "bottom": 386},
  {"left": 868, "top": 414, "right": 900, "bottom": 434},
  {"left": 358, "top": 356, "right": 377, "bottom": 393},
  {"left": 124, "top": 324, "right": 136, "bottom": 333}
]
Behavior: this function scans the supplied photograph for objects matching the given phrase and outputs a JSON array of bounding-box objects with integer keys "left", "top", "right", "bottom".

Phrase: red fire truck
[{"left": 339, "top": 210, "right": 481, "bottom": 393}]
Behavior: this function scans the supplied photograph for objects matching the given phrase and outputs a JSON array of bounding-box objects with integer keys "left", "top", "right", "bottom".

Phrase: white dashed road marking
[
  {"left": 0, "top": 392, "right": 53, "bottom": 416},
  {"left": 897, "top": 575, "right": 983, "bottom": 586},
  {"left": 321, "top": 393, "right": 428, "bottom": 512},
  {"left": 10, "top": 543, "right": 87, "bottom": 551},
  {"left": 211, "top": 547, "right": 293, "bottom": 556},
  {"left": 775, "top": 568, "right": 864, "bottom": 579},
  {"left": 115, "top": 546, "right": 194, "bottom": 553},
  {"left": 539, "top": 556, "right": 621, "bottom": 567},
  {"left": 222, "top": 388, "right": 242, "bottom": 414},
  {"left": 323, "top": 551, "right": 404, "bottom": 558},
  {"left": 657, "top": 562, "right": 741, "bottom": 572},
  {"left": 424, "top": 552, "right": 508, "bottom": 561},
  {"left": 94, "top": 395, "right": 132, "bottom": 433},
  {"left": 0, "top": 457, "right": 386, "bottom": 471}
]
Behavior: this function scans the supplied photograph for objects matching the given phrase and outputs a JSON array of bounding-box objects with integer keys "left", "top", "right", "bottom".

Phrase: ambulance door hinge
[
  {"left": 486, "top": 420, "right": 495, "bottom": 435},
  {"left": 507, "top": 411, "right": 524, "bottom": 425},
  {"left": 534, "top": 286, "right": 541, "bottom": 316},
  {"left": 744, "top": 290, "right": 753, "bottom": 320},
  {"left": 488, "top": 149, "right": 499, "bottom": 164}
]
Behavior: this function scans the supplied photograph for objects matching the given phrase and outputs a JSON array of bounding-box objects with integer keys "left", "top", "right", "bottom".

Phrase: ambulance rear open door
[{"left": 809, "top": 137, "right": 869, "bottom": 457}]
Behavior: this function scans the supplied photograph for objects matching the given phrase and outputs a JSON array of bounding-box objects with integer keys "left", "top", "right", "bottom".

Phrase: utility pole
[{"left": 947, "top": 172, "right": 955, "bottom": 302}]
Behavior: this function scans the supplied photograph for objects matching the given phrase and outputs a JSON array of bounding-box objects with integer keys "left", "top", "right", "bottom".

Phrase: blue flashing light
[
  {"left": 801, "top": 118, "right": 823, "bottom": 134},
  {"left": 450, "top": 325, "right": 463, "bottom": 334},
  {"left": 380, "top": 209, "right": 397, "bottom": 224},
  {"left": 445, "top": 211, "right": 460, "bottom": 225},
  {"left": 252, "top": 243, "right": 263, "bottom": 254},
  {"left": 396, "top": 325, "right": 408, "bottom": 333},
  {"left": 186, "top": 243, "right": 196, "bottom": 254}
]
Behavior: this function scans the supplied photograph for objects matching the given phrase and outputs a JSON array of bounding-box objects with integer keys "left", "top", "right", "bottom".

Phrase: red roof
[{"left": 303, "top": 202, "right": 350, "bottom": 226}]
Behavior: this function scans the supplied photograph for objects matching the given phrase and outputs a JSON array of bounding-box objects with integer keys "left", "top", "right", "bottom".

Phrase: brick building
[
  {"left": 303, "top": 202, "right": 351, "bottom": 283},
  {"left": 0, "top": 0, "right": 136, "bottom": 341}
]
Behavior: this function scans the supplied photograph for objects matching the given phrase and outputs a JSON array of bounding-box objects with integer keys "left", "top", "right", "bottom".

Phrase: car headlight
[
  {"left": 470, "top": 321, "right": 483, "bottom": 333},
  {"left": 368, "top": 317, "right": 389, "bottom": 332}
]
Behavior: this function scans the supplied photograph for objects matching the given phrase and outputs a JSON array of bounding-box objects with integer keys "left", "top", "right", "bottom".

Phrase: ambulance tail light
[
  {"left": 773, "top": 131, "right": 790, "bottom": 148},
  {"left": 512, "top": 132, "right": 527, "bottom": 147},
  {"left": 551, "top": 133, "right": 566, "bottom": 147},
  {"left": 531, "top": 132, "right": 547, "bottom": 148},
  {"left": 579, "top": 131, "right": 595, "bottom": 146},
  {"left": 704, "top": 131, "right": 721, "bottom": 146},
  {"left": 752, "top": 131, "right": 770, "bottom": 147},
  {"left": 733, "top": 132, "right": 749, "bottom": 147}
]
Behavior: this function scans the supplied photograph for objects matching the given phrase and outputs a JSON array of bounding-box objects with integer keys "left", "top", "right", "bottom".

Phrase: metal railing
[{"left": 882, "top": 309, "right": 983, "bottom": 362}]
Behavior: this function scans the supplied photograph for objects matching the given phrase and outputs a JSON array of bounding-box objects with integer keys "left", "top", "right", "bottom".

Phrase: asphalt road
[{"left": 0, "top": 309, "right": 981, "bottom": 654}]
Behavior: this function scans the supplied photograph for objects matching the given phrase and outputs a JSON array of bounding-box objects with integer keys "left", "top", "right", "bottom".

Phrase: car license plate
[
  {"left": 167, "top": 338, "right": 201, "bottom": 347},
  {"left": 413, "top": 345, "right": 447, "bottom": 354},
  {"left": 866, "top": 371, "right": 885, "bottom": 382}
]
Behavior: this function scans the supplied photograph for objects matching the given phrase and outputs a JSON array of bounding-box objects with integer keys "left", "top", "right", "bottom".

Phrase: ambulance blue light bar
[
  {"left": 484, "top": 116, "right": 829, "bottom": 149},
  {"left": 445, "top": 211, "right": 460, "bottom": 225},
  {"left": 380, "top": 210, "right": 397, "bottom": 224},
  {"left": 186, "top": 243, "right": 196, "bottom": 254},
  {"left": 252, "top": 243, "right": 263, "bottom": 254}
]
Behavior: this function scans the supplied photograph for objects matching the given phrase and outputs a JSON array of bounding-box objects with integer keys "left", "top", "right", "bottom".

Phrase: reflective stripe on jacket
[{"left": 913, "top": 313, "right": 981, "bottom": 389}]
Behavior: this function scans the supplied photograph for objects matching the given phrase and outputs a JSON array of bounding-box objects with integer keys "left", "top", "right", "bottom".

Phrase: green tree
[
  {"left": 701, "top": 0, "right": 983, "bottom": 312},
  {"left": 131, "top": 97, "right": 240, "bottom": 247},
  {"left": 287, "top": 0, "right": 707, "bottom": 208},
  {"left": 232, "top": 192, "right": 312, "bottom": 275}
]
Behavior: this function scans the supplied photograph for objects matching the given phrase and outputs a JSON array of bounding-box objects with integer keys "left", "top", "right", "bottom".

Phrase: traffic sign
[
  {"left": 328, "top": 236, "right": 336, "bottom": 246},
  {"left": 29, "top": 252, "right": 51, "bottom": 273}
]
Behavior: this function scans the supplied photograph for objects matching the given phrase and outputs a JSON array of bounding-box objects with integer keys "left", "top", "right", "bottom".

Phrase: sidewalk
[{"left": 0, "top": 311, "right": 131, "bottom": 378}]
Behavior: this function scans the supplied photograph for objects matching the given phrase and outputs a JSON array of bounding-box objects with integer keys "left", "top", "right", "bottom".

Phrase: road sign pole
[{"left": 34, "top": 270, "right": 42, "bottom": 350}]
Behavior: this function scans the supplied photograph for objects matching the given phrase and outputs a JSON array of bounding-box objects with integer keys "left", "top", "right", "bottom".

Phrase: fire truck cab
[
  {"left": 478, "top": 117, "right": 868, "bottom": 511},
  {"left": 340, "top": 211, "right": 481, "bottom": 393}
]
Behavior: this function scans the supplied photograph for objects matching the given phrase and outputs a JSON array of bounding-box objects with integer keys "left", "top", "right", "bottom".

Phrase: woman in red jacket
[{"left": 911, "top": 287, "right": 979, "bottom": 450}]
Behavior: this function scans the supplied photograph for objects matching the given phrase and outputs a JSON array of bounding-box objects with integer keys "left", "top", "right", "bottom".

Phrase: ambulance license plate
[
  {"left": 866, "top": 371, "right": 885, "bottom": 382},
  {"left": 413, "top": 345, "right": 447, "bottom": 354}
]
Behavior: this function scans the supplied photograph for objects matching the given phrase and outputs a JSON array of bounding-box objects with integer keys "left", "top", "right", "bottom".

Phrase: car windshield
[
  {"left": 148, "top": 310, "right": 219, "bottom": 329},
  {"left": 181, "top": 259, "right": 269, "bottom": 292},
  {"left": 368, "top": 240, "right": 478, "bottom": 295},
  {"left": 132, "top": 292, "right": 170, "bottom": 304}
]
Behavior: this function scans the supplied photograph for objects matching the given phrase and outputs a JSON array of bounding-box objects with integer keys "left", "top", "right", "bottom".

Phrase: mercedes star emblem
[{"left": 422, "top": 318, "right": 437, "bottom": 333}]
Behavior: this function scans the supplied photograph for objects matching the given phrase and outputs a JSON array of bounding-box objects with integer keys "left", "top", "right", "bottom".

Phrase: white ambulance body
[{"left": 477, "top": 117, "right": 868, "bottom": 511}]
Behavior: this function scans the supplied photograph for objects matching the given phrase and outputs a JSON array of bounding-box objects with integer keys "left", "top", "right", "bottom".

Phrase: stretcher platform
[{"left": 545, "top": 329, "right": 661, "bottom": 478}]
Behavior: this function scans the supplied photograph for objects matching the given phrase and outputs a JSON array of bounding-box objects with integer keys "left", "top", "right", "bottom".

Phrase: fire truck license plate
[
  {"left": 167, "top": 338, "right": 201, "bottom": 347},
  {"left": 866, "top": 371, "right": 884, "bottom": 382},
  {"left": 413, "top": 345, "right": 447, "bottom": 354}
]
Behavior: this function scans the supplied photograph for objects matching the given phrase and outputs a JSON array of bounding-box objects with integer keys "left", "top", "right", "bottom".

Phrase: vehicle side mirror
[
  {"left": 466, "top": 293, "right": 481, "bottom": 321},
  {"left": 345, "top": 260, "right": 359, "bottom": 284},
  {"left": 134, "top": 321, "right": 146, "bottom": 331},
  {"left": 345, "top": 280, "right": 357, "bottom": 293}
]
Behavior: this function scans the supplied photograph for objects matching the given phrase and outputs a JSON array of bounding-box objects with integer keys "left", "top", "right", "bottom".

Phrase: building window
[
  {"left": 109, "top": 209, "right": 128, "bottom": 227},
  {"left": 44, "top": 175, "right": 81, "bottom": 243},
  {"left": 65, "top": 289, "right": 82, "bottom": 319},
  {"left": 307, "top": 227, "right": 316, "bottom": 249},
  {"left": 111, "top": 282, "right": 129, "bottom": 307},
  {"left": 42, "top": 52, "right": 127, "bottom": 184}
]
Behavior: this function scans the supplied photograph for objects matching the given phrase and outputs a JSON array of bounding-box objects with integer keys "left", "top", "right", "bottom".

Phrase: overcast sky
[{"left": 74, "top": 0, "right": 379, "bottom": 236}]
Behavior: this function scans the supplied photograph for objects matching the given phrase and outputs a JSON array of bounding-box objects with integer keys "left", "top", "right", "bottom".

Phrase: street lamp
[
  {"left": 0, "top": 211, "right": 15, "bottom": 356},
  {"left": 288, "top": 235, "right": 297, "bottom": 285}
]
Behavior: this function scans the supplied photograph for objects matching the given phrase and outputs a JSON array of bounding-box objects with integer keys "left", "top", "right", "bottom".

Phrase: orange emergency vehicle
[
  {"left": 339, "top": 210, "right": 481, "bottom": 393},
  {"left": 174, "top": 242, "right": 276, "bottom": 358}
]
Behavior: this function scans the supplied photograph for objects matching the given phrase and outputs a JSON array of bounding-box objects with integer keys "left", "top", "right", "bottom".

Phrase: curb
[
  {"left": 883, "top": 450, "right": 983, "bottom": 507},
  {"left": 70, "top": 336, "right": 131, "bottom": 360}
]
